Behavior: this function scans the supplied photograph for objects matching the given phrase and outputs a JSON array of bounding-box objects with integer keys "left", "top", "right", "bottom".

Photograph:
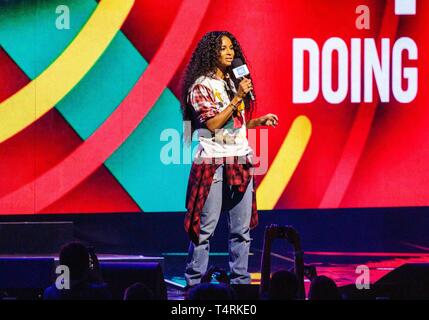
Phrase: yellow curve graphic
[
  {"left": 256, "top": 115, "right": 312, "bottom": 210},
  {"left": 0, "top": 0, "right": 134, "bottom": 143}
]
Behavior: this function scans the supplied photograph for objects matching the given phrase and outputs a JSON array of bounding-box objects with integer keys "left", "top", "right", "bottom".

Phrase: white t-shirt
[{"left": 188, "top": 74, "right": 253, "bottom": 158}]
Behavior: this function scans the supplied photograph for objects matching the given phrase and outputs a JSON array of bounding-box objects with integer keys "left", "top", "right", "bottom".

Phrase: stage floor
[
  {"left": 0, "top": 210, "right": 428, "bottom": 299},
  {"left": 0, "top": 250, "right": 428, "bottom": 300},
  {"left": 162, "top": 249, "right": 429, "bottom": 298}
]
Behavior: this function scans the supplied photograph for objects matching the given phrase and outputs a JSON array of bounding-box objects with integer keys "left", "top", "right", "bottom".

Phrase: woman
[{"left": 181, "top": 31, "right": 278, "bottom": 287}]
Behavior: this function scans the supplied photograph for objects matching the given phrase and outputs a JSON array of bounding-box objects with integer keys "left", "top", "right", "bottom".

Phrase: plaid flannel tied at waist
[{"left": 184, "top": 155, "right": 258, "bottom": 244}]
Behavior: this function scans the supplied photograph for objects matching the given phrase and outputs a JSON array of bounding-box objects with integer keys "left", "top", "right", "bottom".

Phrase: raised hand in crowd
[{"left": 260, "top": 224, "right": 305, "bottom": 299}]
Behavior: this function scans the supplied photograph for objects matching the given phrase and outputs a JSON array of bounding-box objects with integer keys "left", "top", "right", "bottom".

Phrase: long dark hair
[{"left": 180, "top": 31, "right": 256, "bottom": 142}]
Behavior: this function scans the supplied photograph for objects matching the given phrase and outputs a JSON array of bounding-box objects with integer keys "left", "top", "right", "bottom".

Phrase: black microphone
[{"left": 232, "top": 58, "right": 255, "bottom": 101}]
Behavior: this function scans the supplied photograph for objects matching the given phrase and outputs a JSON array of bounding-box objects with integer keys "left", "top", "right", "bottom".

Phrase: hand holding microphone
[
  {"left": 232, "top": 58, "right": 255, "bottom": 101},
  {"left": 237, "top": 77, "right": 253, "bottom": 99},
  {"left": 231, "top": 58, "right": 278, "bottom": 128}
]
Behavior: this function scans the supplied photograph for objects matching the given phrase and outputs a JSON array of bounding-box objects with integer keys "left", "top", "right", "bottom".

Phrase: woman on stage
[{"left": 181, "top": 31, "right": 278, "bottom": 287}]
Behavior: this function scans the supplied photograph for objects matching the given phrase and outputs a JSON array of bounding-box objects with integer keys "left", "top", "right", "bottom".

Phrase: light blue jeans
[{"left": 185, "top": 164, "right": 253, "bottom": 286}]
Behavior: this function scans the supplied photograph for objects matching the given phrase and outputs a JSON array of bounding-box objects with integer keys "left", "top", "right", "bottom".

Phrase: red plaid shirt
[
  {"left": 189, "top": 82, "right": 245, "bottom": 129},
  {"left": 184, "top": 156, "right": 258, "bottom": 244},
  {"left": 189, "top": 83, "right": 219, "bottom": 126}
]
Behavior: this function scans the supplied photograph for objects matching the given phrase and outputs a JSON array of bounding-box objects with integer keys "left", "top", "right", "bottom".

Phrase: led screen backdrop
[{"left": 0, "top": 0, "right": 427, "bottom": 214}]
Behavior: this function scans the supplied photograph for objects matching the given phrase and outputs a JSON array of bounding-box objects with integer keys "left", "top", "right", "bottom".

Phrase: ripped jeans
[{"left": 185, "top": 164, "right": 253, "bottom": 286}]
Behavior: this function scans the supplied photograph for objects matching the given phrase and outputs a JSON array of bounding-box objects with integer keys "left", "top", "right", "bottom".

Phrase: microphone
[{"left": 232, "top": 58, "right": 255, "bottom": 101}]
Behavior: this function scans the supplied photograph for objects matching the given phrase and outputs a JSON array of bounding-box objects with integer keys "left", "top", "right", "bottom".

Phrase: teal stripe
[
  {"left": 56, "top": 32, "right": 146, "bottom": 140},
  {"left": 0, "top": 0, "right": 96, "bottom": 79},
  {"left": 0, "top": 0, "right": 191, "bottom": 212}
]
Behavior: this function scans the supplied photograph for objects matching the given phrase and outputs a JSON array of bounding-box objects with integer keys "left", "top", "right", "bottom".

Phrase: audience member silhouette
[
  {"left": 123, "top": 282, "right": 155, "bottom": 300},
  {"left": 308, "top": 275, "right": 342, "bottom": 300},
  {"left": 268, "top": 270, "right": 299, "bottom": 300},
  {"left": 43, "top": 242, "right": 111, "bottom": 300},
  {"left": 186, "top": 282, "right": 235, "bottom": 300}
]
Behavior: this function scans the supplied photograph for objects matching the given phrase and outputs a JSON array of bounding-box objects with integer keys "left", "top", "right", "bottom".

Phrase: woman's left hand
[{"left": 258, "top": 113, "right": 279, "bottom": 127}]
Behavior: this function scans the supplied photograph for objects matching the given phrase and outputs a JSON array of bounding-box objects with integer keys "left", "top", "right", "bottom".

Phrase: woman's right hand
[{"left": 237, "top": 77, "right": 253, "bottom": 99}]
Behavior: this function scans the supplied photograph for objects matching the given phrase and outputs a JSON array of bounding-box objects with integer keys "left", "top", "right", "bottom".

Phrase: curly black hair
[{"left": 180, "top": 31, "right": 256, "bottom": 141}]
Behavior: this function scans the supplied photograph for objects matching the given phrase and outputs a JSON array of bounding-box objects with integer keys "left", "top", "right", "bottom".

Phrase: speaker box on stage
[
  {"left": 0, "top": 258, "right": 55, "bottom": 299},
  {"left": 373, "top": 263, "right": 429, "bottom": 300},
  {"left": 99, "top": 261, "right": 167, "bottom": 300},
  {"left": 341, "top": 263, "right": 429, "bottom": 300}
]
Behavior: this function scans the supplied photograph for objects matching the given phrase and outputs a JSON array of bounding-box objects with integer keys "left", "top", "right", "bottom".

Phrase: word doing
[{"left": 293, "top": 37, "right": 418, "bottom": 104}]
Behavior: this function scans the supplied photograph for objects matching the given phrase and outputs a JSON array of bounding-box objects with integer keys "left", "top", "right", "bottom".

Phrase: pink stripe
[
  {"left": 306, "top": 251, "right": 429, "bottom": 257},
  {"left": 320, "top": 0, "right": 400, "bottom": 208}
]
